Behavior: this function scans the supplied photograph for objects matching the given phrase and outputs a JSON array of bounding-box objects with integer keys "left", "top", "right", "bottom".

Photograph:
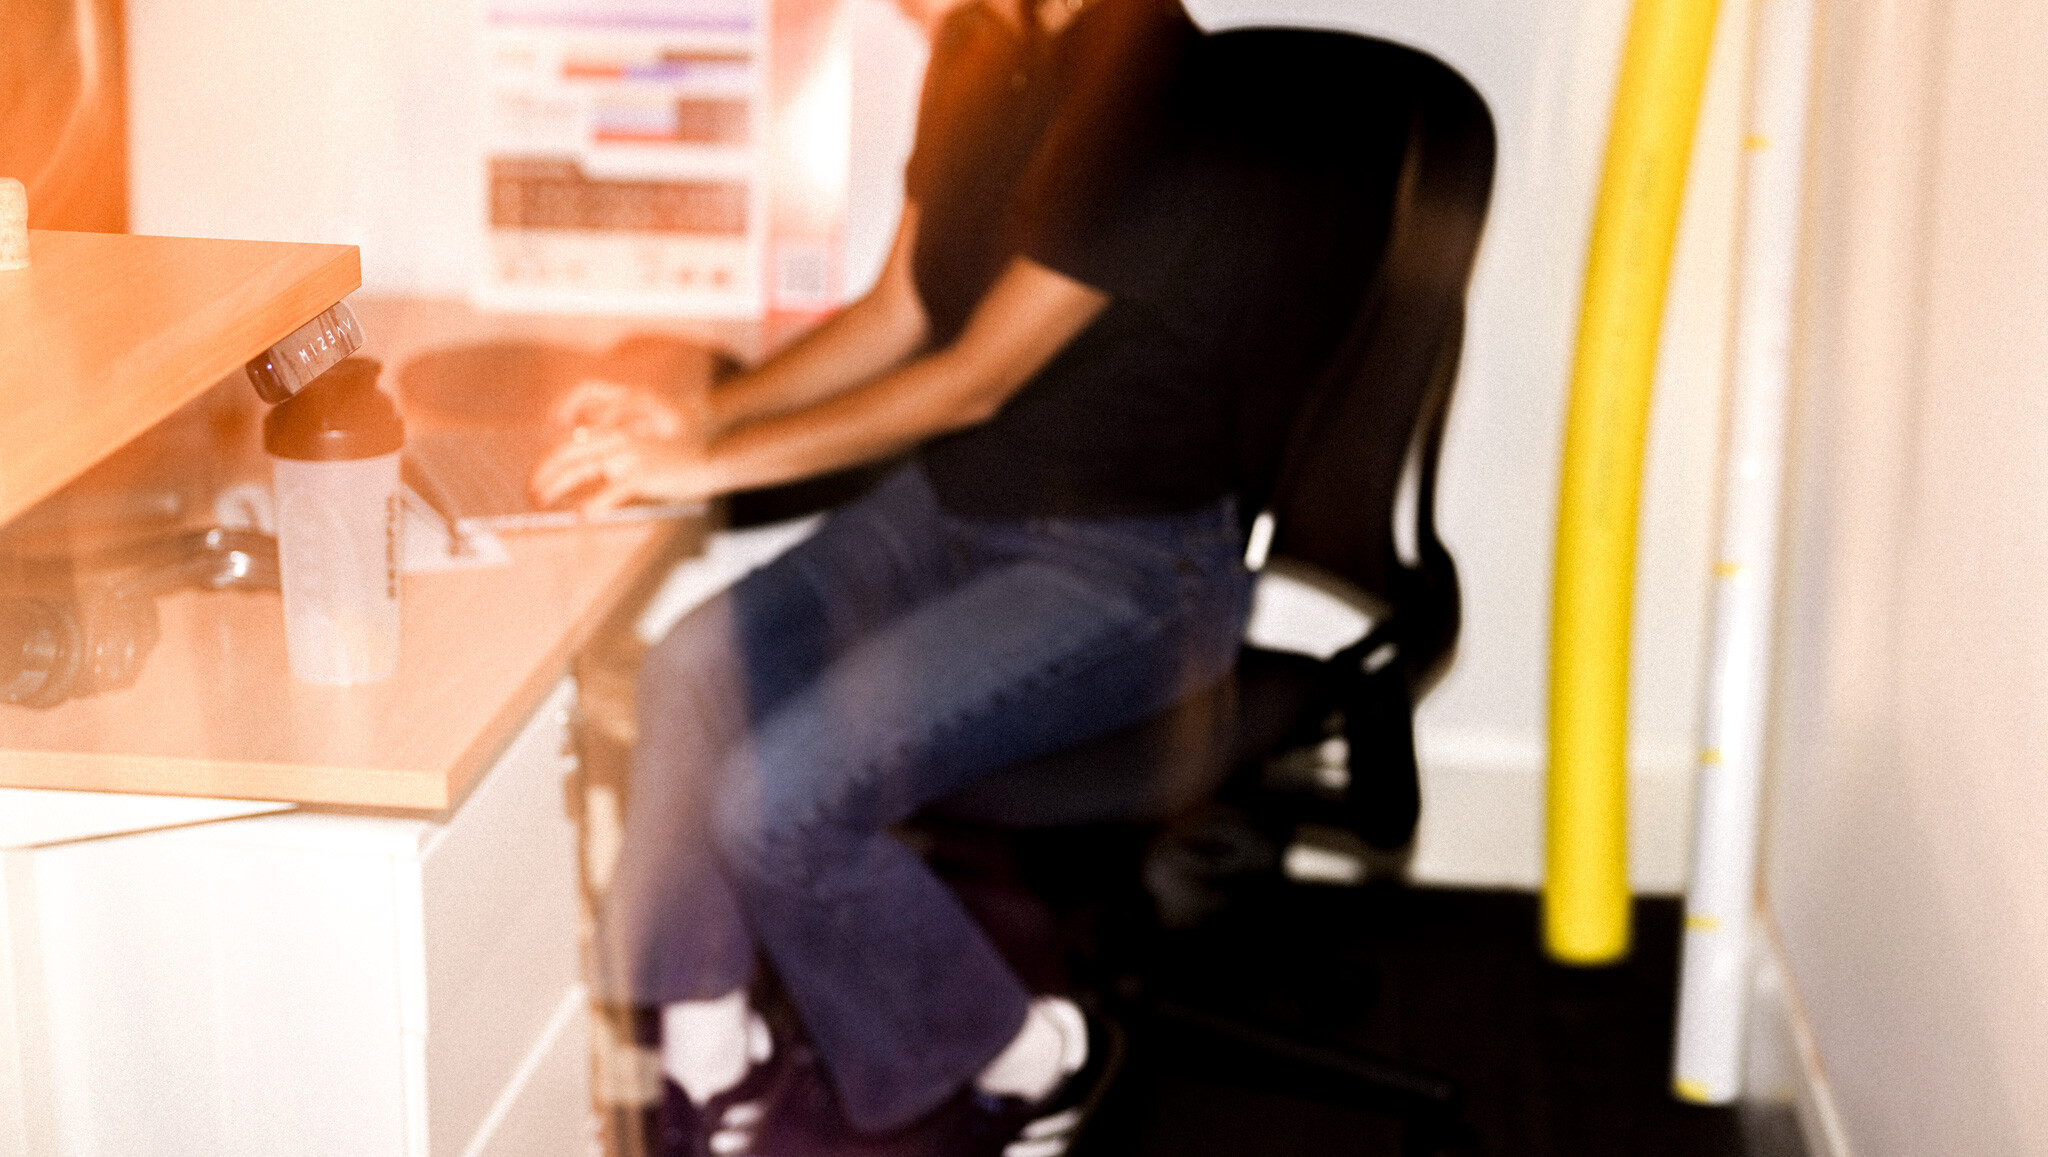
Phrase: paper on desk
[
  {"left": 401, "top": 490, "right": 512, "bottom": 572},
  {"left": 0, "top": 789, "right": 292, "bottom": 849},
  {"left": 213, "top": 480, "right": 512, "bottom": 573}
]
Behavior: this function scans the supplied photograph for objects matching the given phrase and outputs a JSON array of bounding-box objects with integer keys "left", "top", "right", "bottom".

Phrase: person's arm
[
  {"left": 708, "top": 202, "right": 935, "bottom": 432},
  {"left": 532, "top": 254, "right": 1108, "bottom": 513},
  {"left": 550, "top": 204, "right": 932, "bottom": 443}
]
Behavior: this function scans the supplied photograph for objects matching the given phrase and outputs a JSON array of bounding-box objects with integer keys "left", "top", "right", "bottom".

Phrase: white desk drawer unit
[{"left": 4, "top": 678, "right": 590, "bottom": 1157}]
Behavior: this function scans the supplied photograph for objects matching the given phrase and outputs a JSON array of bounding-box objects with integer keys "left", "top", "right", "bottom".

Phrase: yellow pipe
[{"left": 1546, "top": 0, "right": 1721, "bottom": 965}]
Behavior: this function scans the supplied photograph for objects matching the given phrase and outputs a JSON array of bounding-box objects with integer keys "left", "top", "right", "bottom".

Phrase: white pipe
[{"left": 1670, "top": 0, "right": 1816, "bottom": 1105}]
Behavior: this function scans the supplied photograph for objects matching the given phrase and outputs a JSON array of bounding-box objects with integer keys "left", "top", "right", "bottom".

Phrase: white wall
[
  {"left": 1766, "top": 0, "right": 2048, "bottom": 1152},
  {"left": 127, "top": 0, "right": 1753, "bottom": 892},
  {"left": 843, "top": 0, "right": 926, "bottom": 294},
  {"left": 127, "top": 0, "right": 487, "bottom": 295}
]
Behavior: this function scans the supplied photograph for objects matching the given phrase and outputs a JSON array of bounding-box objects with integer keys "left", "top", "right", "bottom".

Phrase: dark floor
[{"left": 1063, "top": 887, "right": 1806, "bottom": 1157}]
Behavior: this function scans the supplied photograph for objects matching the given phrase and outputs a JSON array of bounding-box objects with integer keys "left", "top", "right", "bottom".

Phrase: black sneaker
[
  {"left": 762, "top": 1010, "right": 1126, "bottom": 1157},
  {"left": 652, "top": 1044, "right": 795, "bottom": 1157},
  {"left": 965, "top": 1009, "right": 1126, "bottom": 1157}
]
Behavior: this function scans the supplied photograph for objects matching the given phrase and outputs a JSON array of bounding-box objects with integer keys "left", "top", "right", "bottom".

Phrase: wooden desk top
[
  {"left": 0, "top": 522, "right": 689, "bottom": 810},
  {"left": 0, "top": 231, "right": 360, "bottom": 528},
  {"left": 0, "top": 293, "right": 765, "bottom": 811}
]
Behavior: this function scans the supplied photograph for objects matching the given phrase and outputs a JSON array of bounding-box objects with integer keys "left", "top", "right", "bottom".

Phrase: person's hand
[
  {"left": 549, "top": 379, "right": 696, "bottom": 441},
  {"left": 532, "top": 378, "right": 724, "bottom": 515},
  {"left": 529, "top": 423, "right": 721, "bottom": 516}
]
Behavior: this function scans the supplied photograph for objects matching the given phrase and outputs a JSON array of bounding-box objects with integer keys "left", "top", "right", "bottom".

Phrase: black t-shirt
[{"left": 907, "top": 0, "right": 1405, "bottom": 518}]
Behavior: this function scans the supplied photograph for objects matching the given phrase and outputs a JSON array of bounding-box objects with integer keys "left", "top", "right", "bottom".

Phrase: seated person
[{"left": 530, "top": 0, "right": 1395, "bottom": 1151}]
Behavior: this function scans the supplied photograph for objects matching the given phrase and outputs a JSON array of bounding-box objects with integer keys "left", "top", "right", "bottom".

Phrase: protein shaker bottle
[{"left": 263, "top": 358, "right": 405, "bottom": 684}]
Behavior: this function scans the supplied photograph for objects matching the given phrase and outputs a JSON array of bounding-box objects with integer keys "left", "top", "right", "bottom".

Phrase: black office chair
[{"left": 912, "top": 27, "right": 1497, "bottom": 1157}]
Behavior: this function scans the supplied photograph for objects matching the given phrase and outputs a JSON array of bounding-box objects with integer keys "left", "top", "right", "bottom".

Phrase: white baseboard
[
  {"left": 1407, "top": 736, "right": 1697, "bottom": 895},
  {"left": 1746, "top": 917, "right": 1854, "bottom": 1157}
]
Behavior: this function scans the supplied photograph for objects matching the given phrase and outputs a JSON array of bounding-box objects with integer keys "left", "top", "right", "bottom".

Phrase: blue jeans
[{"left": 595, "top": 464, "right": 1250, "bottom": 1132}]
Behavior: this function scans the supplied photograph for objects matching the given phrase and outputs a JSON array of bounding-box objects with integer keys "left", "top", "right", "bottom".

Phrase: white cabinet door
[{"left": 9, "top": 679, "right": 589, "bottom": 1157}]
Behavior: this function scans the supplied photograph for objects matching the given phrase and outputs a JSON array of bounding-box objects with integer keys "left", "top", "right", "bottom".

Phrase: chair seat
[{"left": 931, "top": 647, "right": 1331, "bottom": 828}]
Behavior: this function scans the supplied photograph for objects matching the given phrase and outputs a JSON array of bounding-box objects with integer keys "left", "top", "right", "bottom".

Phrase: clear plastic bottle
[{"left": 263, "top": 358, "right": 404, "bottom": 684}]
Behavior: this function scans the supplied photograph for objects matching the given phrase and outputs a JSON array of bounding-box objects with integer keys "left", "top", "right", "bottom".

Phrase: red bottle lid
[{"left": 262, "top": 358, "right": 405, "bottom": 461}]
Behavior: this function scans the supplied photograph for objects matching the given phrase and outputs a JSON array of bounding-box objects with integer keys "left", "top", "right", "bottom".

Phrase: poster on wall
[{"left": 481, "top": 0, "right": 848, "bottom": 318}]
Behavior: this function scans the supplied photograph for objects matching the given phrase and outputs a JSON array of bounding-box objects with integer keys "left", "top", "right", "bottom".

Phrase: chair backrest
[{"left": 1205, "top": 29, "right": 1496, "bottom": 688}]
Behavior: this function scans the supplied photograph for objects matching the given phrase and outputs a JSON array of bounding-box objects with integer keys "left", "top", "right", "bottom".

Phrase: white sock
[
  {"left": 661, "top": 991, "right": 772, "bottom": 1105},
  {"left": 975, "top": 996, "right": 1088, "bottom": 1103}
]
